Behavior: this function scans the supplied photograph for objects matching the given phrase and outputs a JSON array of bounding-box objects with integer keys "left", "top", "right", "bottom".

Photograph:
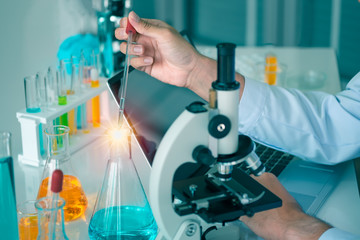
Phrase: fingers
[
  {"left": 126, "top": 11, "right": 169, "bottom": 39},
  {"left": 119, "top": 42, "right": 144, "bottom": 55},
  {"left": 118, "top": 42, "right": 153, "bottom": 68},
  {"left": 130, "top": 56, "right": 153, "bottom": 69},
  {"left": 254, "top": 172, "right": 299, "bottom": 205}
]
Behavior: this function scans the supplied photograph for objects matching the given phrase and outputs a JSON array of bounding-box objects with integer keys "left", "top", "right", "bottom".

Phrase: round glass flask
[
  {"left": 88, "top": 126, "right": 158, "bottom": 239},
  {"left": 37, "top": 125, "right": 88, "bottom": 222}
]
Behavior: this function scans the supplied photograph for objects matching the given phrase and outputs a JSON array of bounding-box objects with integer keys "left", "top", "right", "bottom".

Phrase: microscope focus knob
[
  {"left": 192, "top": 145, "right": 216, "bottom": 166},
  {"left": 208, "top": 115, "right": 231, "bottom": 139}
]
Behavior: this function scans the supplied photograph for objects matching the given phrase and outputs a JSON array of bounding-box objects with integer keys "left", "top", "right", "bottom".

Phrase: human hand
[
  {"left": 240, "top": 172, "right": 331, "bottom": 240},
  {"left": 115, "top": 11, "right": 203, "bottom": 89}
]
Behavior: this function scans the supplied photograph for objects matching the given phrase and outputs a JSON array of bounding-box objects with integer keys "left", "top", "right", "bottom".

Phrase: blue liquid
[
  {"left": 39, "top": 124, "right": 45, "bottom": 156},
  {"left": 77, "top": 105, "right": 82, "bottom": 129},
  {"left": 0, "top": 157, "right": 18, "bottom": 239},
  {"left": 97, "top": 11, "right": 114, "bottom": 78},
  {"left": 89, "top": 206, "right": 157, "bottom": 240},
  {"left": 26, "top": 107, "right": 41, "bottom": 113}
]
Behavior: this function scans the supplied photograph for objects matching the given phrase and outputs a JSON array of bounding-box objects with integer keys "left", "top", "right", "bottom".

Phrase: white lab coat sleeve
[
  {"left": 318, "top": 228, "right": 360, "bottom": 240},
  {"left": 238, "top": 72, "right": 360, "bottom": 165}
]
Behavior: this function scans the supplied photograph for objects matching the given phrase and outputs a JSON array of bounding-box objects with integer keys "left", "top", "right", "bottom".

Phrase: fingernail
[
  {"left": 133, "top": 46, "right": 142, "bottom": 53},
  {"left": 131, "top": 11, "right": 140, "bottom": 23},
  {"left": 144, "top": 57, "right": 153, "bottom": 64}
]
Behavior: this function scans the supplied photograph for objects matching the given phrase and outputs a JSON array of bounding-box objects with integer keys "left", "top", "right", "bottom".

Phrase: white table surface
[{"left": 13, "top": 46, "right": 360, "bottom": 238}]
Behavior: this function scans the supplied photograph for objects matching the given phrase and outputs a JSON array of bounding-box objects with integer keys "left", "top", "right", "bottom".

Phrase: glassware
[
  {"left": 0, "top": 131, "right": 18, "bottom": 239},
  {"left": 35, "top": 197, "right": 69, "bottom": 240},
  {"left": 46, "top": 67, "right": 58, "bottom": 105},
  {"left": 56, "top": 70, "right": 69, "bottom": 127},
  {"left": 81, "top": 49, "right": 99, "bottom": 86},
  {"left": 96, "top": 0, "right": 114, "bottom": 78},
  {"left": 37, "top": 125, "right": 88, "bottom": 222},
  {"left": 88, "top": 126, "right": 157, "bottom": 239},
  {"left": 70, "top": 56, "right": 84, "bottom": 94},
  {"left": 60, "top": 59, "right": 75, "bottom": 96},
  {"left": 24, "top": 75, "right": 41, "bottom": 113},
  {"left": 36, "top": 71, "right": 48, "bottom": 108},
  {"left": 91, "top": 68, "right": 101, "bottom": 128},
  {"left": 264, "top": 53, "right": 277, "bottom": 85},
  {"left": 17, "top": 200, "right": 38, "bottom": 240}
]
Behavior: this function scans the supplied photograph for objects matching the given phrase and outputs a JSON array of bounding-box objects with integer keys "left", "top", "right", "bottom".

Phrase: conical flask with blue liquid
[{"left": 89, "top": 126, "right": 157, "bottom": 239}]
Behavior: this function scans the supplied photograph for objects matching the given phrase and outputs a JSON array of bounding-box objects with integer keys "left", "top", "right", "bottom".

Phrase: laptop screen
[{"left": 107, "top": 68, "right": 203, "bottom": 165}]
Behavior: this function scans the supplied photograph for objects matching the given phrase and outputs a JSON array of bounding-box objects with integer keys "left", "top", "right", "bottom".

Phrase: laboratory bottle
[
  {"left": 0, "top": 131, "right": 18, "bottom": 239},
  {"left": 35, "top": 196, "right": 69, "bottom": 240},
  {"left": 37, "top": 125, "right": 88, "bottom": 222},
  {"left": 88, "top": 126, "right": 158, "bottom": 239}
]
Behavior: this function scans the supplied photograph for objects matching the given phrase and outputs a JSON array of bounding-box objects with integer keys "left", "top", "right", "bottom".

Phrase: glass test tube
[
  {"left": 24, "top": 75, "right": 41, "bottom": 113},
  {"left": 91, "top": 68, "right": 100, "bottom": 128},
  {"left": 36, "top": 72, "right": 49, "bottom": 108},
  {"left": 265, "top": 53, "right": 278, "bottom": 85},
  {"left": 46, "top": 67, "right": 57, "bottom": 105},
  {"left": 56, "top": 69, "right": 68, "bottom": 126}
]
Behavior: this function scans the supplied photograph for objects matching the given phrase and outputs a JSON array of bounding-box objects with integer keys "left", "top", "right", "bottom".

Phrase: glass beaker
[
  {"left": 0, "top": 131, "right": 18, "bottom": 239},
  {"left": 35, "top": 196, "right": 69, "bottom": 240},
  {"left": 88, "top": 126, "right": 157, "bottom": 239},
  {"left": 17, "top": 200, "right": 38, "bottom": 240},
  {"left": 37, "top": 125, "right": 88, "bottom": 222}
]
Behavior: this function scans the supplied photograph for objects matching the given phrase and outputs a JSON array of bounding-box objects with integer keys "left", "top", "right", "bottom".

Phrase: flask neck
[
  {"left": 35, "top": 197, "right": 69, "bottom": 240},
  {"left": 109, "top": 126, "right": 132, "bottom": 161},
  {"left": 0, "top": 131, "right": 11, "bottom": 158},
  {"left": 45, "top": 126, "right": 70, "bottom": 159}
]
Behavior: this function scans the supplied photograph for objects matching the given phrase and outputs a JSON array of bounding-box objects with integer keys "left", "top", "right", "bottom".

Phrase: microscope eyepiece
[{"left": 212, "top": 43, "right": 239, "bottom": 91}]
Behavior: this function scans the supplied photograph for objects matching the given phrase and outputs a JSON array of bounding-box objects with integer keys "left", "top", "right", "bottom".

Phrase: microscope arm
[{"left": 150, "top": 104, "right": 209, "bottom": 240}]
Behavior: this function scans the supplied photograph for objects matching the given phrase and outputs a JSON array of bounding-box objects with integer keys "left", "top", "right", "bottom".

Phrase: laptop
[{"left": 107, "top": 68, "right": 341, "bottom": 217}]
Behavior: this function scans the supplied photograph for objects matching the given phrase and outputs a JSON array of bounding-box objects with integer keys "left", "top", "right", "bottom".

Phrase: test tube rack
[{"left": 16, "top": 77, "right": 113, "bottom": 166}]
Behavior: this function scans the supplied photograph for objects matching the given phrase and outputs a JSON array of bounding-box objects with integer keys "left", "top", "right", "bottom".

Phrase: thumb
[{"left": 128, "top": 11, "right": 163, "bottom": 39}]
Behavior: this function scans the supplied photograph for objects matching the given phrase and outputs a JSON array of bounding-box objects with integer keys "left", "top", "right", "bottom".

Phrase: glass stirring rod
[{"left": 118, "top": 20, "right": 137, "bottom": 126}]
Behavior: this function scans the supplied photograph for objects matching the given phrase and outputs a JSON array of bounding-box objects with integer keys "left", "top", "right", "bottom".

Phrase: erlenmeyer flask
[
  {"left": 37, "top": 125, "right": 88, "bottom": 222},
  {"left": 88, "top": 127, "right": 158, "bottom": 239}
]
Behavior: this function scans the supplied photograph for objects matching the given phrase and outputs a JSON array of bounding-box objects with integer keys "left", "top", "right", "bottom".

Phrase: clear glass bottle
[
  {"left": 35, "top": 196, "right": 69, "bottom": 240},
  {"left": 88, "top": 126, "right": 157, "bottom": 239},
  {"left": 37, "top": 125, "right": 88, "bottom": 222}
]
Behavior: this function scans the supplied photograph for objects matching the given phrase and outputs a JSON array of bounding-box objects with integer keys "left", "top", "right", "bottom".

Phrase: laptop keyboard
[{"left": 239, "top": 143, "right": 295, "bottom": 177}]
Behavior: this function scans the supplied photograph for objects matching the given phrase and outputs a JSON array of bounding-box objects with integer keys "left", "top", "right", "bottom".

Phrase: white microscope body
[{"left": 150, "top": 43, "right": 280, "bottom": 240}]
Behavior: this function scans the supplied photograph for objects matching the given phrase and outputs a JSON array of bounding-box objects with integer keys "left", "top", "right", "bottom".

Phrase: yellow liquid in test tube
[
  {"left": 91, "top": 69, "right": 100, "bottom": 128},
  {"left": 265, "top": 54, "right": 277, "bottom": 85},
  {"left": 37, "top": 175, "right": 88, "bottom": 222},
  {"left": 68, "top": 108, "right": 77, "bottom": 135},
  {"left": 18, "top": 216, "right": 38, "bottom": 240}
]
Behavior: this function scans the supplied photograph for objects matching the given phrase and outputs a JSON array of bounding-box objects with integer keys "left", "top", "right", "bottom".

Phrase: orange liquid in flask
[{"left": 37, "top": 175, "right": 88, "bottom": 222}]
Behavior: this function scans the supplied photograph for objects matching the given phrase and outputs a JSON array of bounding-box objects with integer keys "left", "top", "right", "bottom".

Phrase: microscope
[{"left": 149, "top": 43, "right": 282, "bottom": 239}]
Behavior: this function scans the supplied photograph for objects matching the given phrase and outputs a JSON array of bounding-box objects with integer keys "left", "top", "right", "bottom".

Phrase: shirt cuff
[
  {"left": 238, "top": 77, "right": 269, "bottom": 133},
  {"left": 318, "top": 228, "right": 360, "bottom": 240}
]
